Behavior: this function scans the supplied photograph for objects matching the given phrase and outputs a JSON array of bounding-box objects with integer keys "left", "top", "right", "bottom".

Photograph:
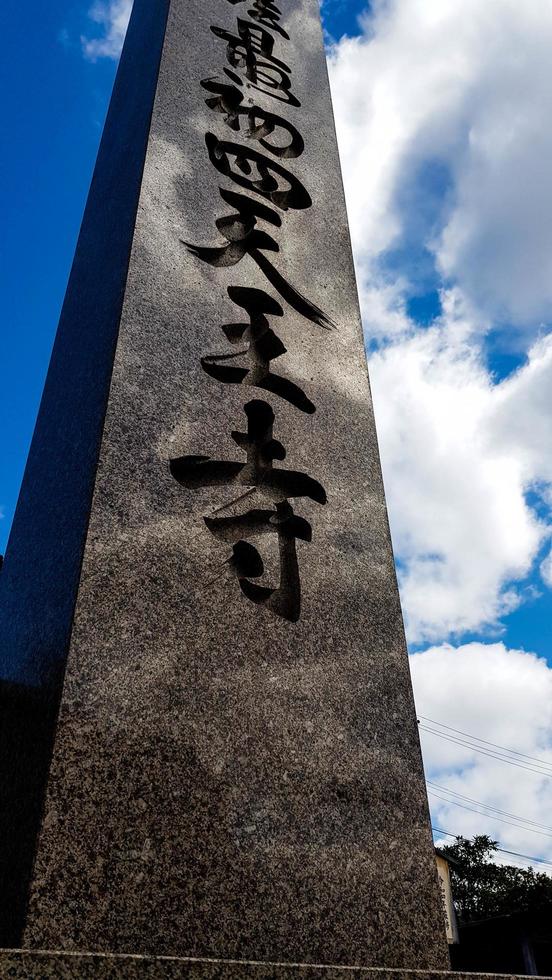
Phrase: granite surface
[
  {"left": 16, "top": 0, "right": 447, "bottom": 969},
  {"left": 0, "top": 954, "right": 541, "bottom": 980},
  {"left": 0, "top": 0, "right": 170, "bottom": 947}
]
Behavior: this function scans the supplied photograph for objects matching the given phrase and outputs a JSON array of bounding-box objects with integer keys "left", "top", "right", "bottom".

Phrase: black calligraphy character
[
  {"left": 183, "top": 187, "right": 335, "bottom": 329},
  {"left": 213, "top": 18, "right": 281, "bottom": 61},
  {"left": 211, "top": 21, "right": 299, "bottom": 107},
  {"left": 222, "top": 0, "right": 287, "bottom": 38},
  {"left": 205, "top": 132, "right": 309, "bottom": 208},
  {"left": 246, "top": 1, "right": 289, "bottom": 40},
  {"left": 201, "top": 285, "right": 315, "bottom": 413},
  {"left": 205, "top": 501, "right": 310, "bottom": 622},
  {"left": 201, "top": 79, "right": 304, "bottom": 158},
  {"left": 170, "top": 399, "right": 326, "bottom": 505},
  {"left": 170, "top": 401, "right": 325, "bottom": 622},
  {"left": 201, "top": 78, "right": 244, "bottom": 131}
]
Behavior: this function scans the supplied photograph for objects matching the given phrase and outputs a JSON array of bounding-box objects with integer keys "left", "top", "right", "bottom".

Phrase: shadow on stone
[{"left": 0, "top": 680, "right": 60, "bottom": 946}]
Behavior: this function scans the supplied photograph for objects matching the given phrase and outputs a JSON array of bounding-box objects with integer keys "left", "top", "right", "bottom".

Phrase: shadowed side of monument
[{"left": 0, "top": 0, "right": 170, "bottom": 947}]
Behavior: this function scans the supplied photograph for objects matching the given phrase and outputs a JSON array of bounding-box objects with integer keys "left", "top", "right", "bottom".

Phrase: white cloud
[
  {"left": 370, "top": 315, "right": 552, "bottom": 642},
  {"left": 328, "top": 0, "right": 552, "bottom": 331},
  {"left": 411, "top": 642, "right": 552, "bottom": 862},
  {"left": 326, "top": 0, "right": 552, "bottom": 641},
  {"left": 81, "top": 0, "right": 132, "bottom": 61},
  {"left": 541, "top": 549, "right": 552, "bottom": 589}
]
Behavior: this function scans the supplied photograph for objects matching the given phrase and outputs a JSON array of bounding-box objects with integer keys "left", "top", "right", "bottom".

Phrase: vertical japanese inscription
[{"left": 171, "top": 0, "right": 335, "bottom": 623}]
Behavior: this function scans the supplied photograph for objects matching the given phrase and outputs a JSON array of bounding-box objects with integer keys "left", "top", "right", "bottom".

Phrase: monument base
[{"left": 0, "top": 951, "right": 546, "bottom": 979}]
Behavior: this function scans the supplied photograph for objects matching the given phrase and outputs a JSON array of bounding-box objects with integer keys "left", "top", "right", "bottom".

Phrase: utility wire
[
  {"left": 428, "top": 789, "right": 552, "bottom": 839},
  {"left": 420, "top": 715, "right": 552, "bottom": 771},
  {"left": 420, "top": 725, "right": 552, "bottom": 779},
  {"left": 420, "top": 723, "right": 552, "bottom": 775},
  {"left": 431, "top": 826, "right": 552, "bottom": 871},
  {"left": 494, "top": 846, "right": 552, "bottom": 870},
  {"left": 421, "top": 723, "right": 552, "bottom": 776},
  {"left": 427, "top": 780, "right": 552, "bottom": 834}
]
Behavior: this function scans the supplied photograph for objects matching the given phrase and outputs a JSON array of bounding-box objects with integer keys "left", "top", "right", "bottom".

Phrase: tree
[{"left": 442, "top": 835, "right": 552, "bottom": 923}]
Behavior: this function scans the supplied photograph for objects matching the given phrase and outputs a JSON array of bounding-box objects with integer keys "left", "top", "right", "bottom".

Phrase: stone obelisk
[{"left": 0, "top": 0, "right": 449, "bottom": 972}]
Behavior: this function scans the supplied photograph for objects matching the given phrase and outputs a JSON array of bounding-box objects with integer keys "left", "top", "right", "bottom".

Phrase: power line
[
  {"left": 420, "top": 716, "right": 552, "bottom": 771},
  {"left": 428, "top": 789, "right": 552, "bottom": 839},
  {"left": 431, "top": 826, "right": 552, "bottom": 871},
  {"left": 420, "top": 725, "right": 552, "bottom": 779},
  {"left": 433, "top": 826, "right": 465, "bottom": 839},
  {"left": 420, "top": 723, "right": 552, "bottom": 775},
  {"left": 497, "top": 846, "right": 552, "bottom": 870},
  {"left": 421, "top": 724, "right": 552, "bottom": 777},
  {"left": 427, "top": 780, "right": 552, "bottom": 834}
]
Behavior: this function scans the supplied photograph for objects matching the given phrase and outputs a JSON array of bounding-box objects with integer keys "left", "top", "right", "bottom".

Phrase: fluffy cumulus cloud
[
  {"left": 328, "top": 0, "right": 552, "bottom": 330},
  {"left": 327, "top": 0, "right": 552, "bottom": 643},
  {"left": 541, "top": 550, "right": 552, "bottom": 589},
  {"left": 81, "top": 0, "right": 132, "bottom": 61},
  {"left": 371, "top": 318, "right": 552, "bottom": 642},
  {"left": 411, "top": 642, "right": 552, "bottom": 861}
]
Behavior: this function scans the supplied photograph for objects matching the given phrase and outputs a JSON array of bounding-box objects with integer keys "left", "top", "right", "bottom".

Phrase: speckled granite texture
[
  {"left": 0, "top": 955, "right": 541, "bottom": 980},
  {"left": 0, "top": 0, "right": 170, "bottom": 947},
  {"left": 13, "top": 0, "right": 447, "bottom": 969}
]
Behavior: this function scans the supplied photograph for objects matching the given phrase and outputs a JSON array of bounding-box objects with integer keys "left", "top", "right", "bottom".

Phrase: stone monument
[{"left": 1, "top": 0, "right": 452, "bottom": 974}]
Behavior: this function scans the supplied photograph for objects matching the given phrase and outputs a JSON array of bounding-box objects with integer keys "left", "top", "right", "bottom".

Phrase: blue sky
[
  {"left": 1, "top": 0, "right": 119, "bottom": 557},
  {"left": 2, "top": 0, "right": 552, "bottom": 864},
  {"left": 321, "top": 0, "right": 369, "bottom": 38}
]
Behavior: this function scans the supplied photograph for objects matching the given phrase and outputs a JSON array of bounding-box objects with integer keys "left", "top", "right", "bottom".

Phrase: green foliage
[{"left": 442, "top": 835, "right": 552, "bottom": 923}]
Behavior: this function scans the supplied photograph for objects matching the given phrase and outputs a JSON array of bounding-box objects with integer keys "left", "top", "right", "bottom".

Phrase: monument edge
[{"left": 0, "top": 950, "right": 545, "bottom": 980}]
